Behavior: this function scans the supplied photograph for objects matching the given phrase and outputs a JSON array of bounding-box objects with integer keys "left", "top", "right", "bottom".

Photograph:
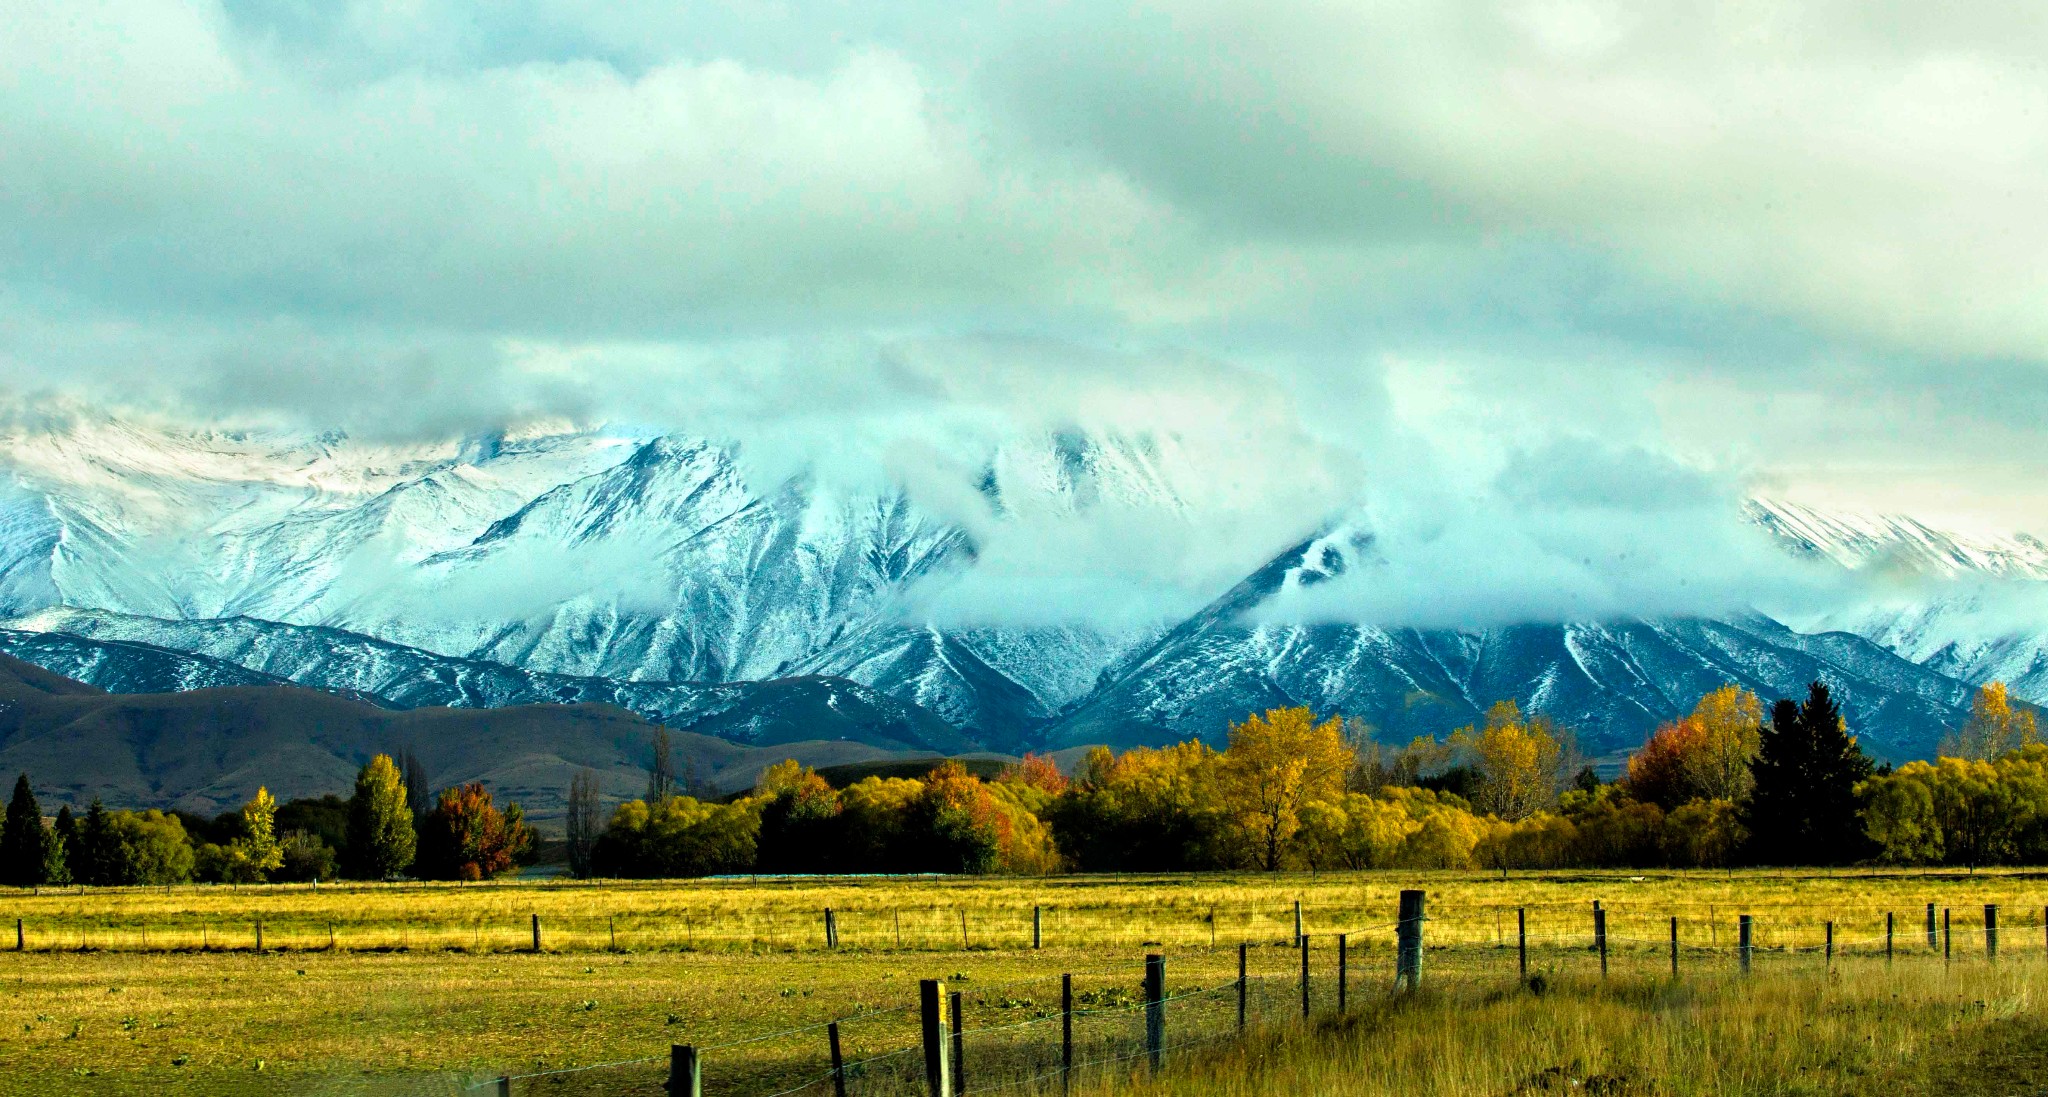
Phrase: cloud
[{"left": 0, "top": 0, "right": 2044, "bottom": 624}]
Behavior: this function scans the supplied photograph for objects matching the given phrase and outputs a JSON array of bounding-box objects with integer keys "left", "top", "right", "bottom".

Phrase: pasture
[{"left": 2, "top": 869, "right": 2044, "bottom": 1095}]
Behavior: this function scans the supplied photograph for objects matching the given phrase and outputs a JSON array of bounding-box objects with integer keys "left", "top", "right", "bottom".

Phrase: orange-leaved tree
[
  {"left": 1624, "top": 685, "right": 1762, "bottom": 808},
  {"left": 1219, "top": 707, "right": 1351, "bottom": 870},
  {"left": 417, "top": 783, "right": 533, "bottom": 881}
]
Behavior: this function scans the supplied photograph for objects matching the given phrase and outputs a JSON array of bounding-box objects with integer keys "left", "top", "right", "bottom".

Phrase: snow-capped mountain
[
  {"left": 1043, "top": 530, "right": 1978, "bottom": 762},
  {"left": 0, "top": 414, "right": 2038, "bottom": 777},
  {"left": 1746, "top": 499, "right": 2048, "bottom": 706},
  {"left": 0, "top": 414, "right": 1170, "bottom": 750}
]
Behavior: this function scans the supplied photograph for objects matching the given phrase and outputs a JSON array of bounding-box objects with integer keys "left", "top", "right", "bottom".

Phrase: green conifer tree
[
  {"left": 1742, "top": 681, "right": 1874, "bottom": 865},
  {"left": 1, "top": 774, "right": 49, "bottom": 887}
]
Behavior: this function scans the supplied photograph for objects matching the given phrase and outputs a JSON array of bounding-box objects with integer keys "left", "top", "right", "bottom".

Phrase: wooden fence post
[
  {"left": 1986, "top": 904, "right": 1999, "bottom": 961},
  {"left": 1738, "top": 915, "right": 1753, "bottom": 975},
  {"left": 1299, "top": 934, "right": 1310, "bottom": 1018},
  {"left": 15, "top": 918, "right": 22, "bottom": 951},
  {"left": 1593, "top": 904, "right": 1607, "bottom": 978},
  {"left": 1517, "top": 908, "right": 1527, "bottom": 982},
  {"left": 496, "top": 1075, "right": 510, "bottom": 1097},
  {"left": 1396, "top": 890, "right": 1425, "bottom": 993},
  {"left": 1061, "top": 973, "right": 1074, "bottom": 1092},
  {"left": 1944, "top": 908, "right": 1952, "bottom": 963},
  {"left": 1144, "top": 954, "right": 1165, "bottom": 1071},
  {"left": 1886, "top": 912, "right": 1894, "bottom": 963},
  {"left": 949, "top": 990, "right": 966, "bottom": 1095},
  {"left": 1294, "top": 900, "right": 1303, "bottom": 947},
  {"left": 828, "top": 1022, "right": 847, "bottom": 1097},
  {"left": 1926, "top": 903, "right": 1937, "bottom": 950},
  {"left": 1034, "top": 906, "right": 1042, "bottom": 950},
  {"left": 531, "top": 914, "right": 541, "bottom": 953},
  {"left": 920, "top": 980, "right": 951, "bottom": 1097},
  {"left": 1337, "top": 933, "right": 1348, "bottom": 1014},
  {"left": 667, "top": 1045, "right": 701, "bottom": 1097},
  {"left": 959, "top": 910, "right": 969, "bottom": 951},
  {"left": 1825, "top": 922, "right": 1833, "bottom": 966},
  {"left": 255, "top": 919, "right": 263, "bottom": 952},
  {"left": 1669, "top": 916, "right": 1679, "bottom": 978},
  {"left": 1237, "top": 942, "right": 1248, "bottom": 1031}
]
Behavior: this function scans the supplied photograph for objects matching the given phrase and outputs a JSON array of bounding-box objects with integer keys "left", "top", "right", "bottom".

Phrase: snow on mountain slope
[
  {"left": 1746, "top": 499, "right": 2048, "bottom": 580},
  {"left": 0, "top": 618, "right": 977, "bottom": 754},
  {"left": 1047, "top": 533, "right": 1977, "bottom": 761},
  {"left": 1748, "top": 499, "right": 2048, "bottom": 704},
  {"left": 0, "top": 417, "right": 1182, "bottom": 747}
]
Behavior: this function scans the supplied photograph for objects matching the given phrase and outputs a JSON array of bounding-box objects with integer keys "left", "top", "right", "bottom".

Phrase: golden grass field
[{"left": 2, "top": 868, "right": 2044, "bottom": 1096}]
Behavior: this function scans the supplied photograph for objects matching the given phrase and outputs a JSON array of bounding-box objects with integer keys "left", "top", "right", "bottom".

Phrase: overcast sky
[{"left": 3, "top": 1, "right": 2045, "bottom": 621}]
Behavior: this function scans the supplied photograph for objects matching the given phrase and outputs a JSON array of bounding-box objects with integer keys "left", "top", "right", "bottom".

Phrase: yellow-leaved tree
[
  {"left": 1455, "top": 701, "right": 1565, "bottom": 821},
  {"left": 1218, "top": 707, "right": 1351, "bottom": 870},
  {"left": 1942, "top": 682, "right": 2041, "bottom": 761}
]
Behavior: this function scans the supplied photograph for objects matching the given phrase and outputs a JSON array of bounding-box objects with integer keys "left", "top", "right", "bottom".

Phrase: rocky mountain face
[{"left": 0, "top": 416, "right": 2038, "bottom": 800}]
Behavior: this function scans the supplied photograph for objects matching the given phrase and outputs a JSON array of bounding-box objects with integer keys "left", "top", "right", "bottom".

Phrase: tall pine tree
[
  {"left": 1742, "top": 681, "right": 1874, "bottom": 865},
  {"left": 1, "top": 773, "right": 49, "bottom": 887}
]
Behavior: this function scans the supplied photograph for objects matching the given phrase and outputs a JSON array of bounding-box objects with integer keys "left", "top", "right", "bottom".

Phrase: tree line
[
  {"left": 576, "top": 679, "right": 2044, "bottom": 877},
  {"left": 0, "top": 752, "right": 536, "bottom": 887},
  {"left": 3, "top": 680, "right": 2041, "bottom": 885}
]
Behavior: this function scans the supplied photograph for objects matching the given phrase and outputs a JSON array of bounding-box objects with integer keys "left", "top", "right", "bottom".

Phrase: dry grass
[{"left": 1, "top": 868, "right": 2043, "bottom": 1096}]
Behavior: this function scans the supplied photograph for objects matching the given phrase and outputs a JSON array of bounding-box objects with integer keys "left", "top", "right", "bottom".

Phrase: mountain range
[{"left": 0, "top": 414, "right": 2042, "bottom": 815}]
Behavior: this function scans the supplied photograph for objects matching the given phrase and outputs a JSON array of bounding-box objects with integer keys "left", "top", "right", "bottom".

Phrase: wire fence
[{"left": 434, "top": 897, "right": 2047, "bottom": 1097}]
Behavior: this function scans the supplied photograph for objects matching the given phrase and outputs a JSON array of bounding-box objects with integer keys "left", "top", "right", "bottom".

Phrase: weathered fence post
[
  {"left": 531, "top": 914, "right": 542, "bottom": 953},
  {"left": 1738, "top": 915, "right": 1753, "bottom": 975},
  {"left": 1299, "top": 933, "right": 1310, "bottom": 1018},
  {"left": 1517, "top": 907, "right": 1527, "bottom": 981},
  {"left": 1337, "top": 933, "right": 1348, "bottom": 1014},
  {"left": 1033, "top": 906, "right": 1042, "bottom": 950},
  {"left": 1237, "top": 942, "right": 1248, "bottom": 1031},
  {"left": 1294, "top": 900, "right": 1303, "bottom": 947},
  {"left": 824, "top": 908, "right": 836, "bottom": 949},
  {"left": 1061, "top": 973, "right": 1074, "bottom": 1092},
  {"left": 1144, "top": 953, "right": 1166, "bottom": 1070},
  {"left": 1593, "top": 903, "right": 1608, "bottom": 978},
  {"left": 1986, "top": 905, "right": 1999, "bottom": 961},
  {"left": 1396, "top": 890, "right": 1425, "bottom": 993},
  {"left": 1825, "top": 922, "right": 1833, "bottom": 966},
  {"left": 1944, "top": 908, "right": 1952, "bottom": 963},
  {"left": 1886, "top": 912, "right": 1894, "bottom": 963},
  {"left": 1926, "top": 903, "right": 1938, "bottom": 950},
  {"left": 610, "top": 916, "right": 617, "bottom": 951},
  {"left": 255, "top": 919, "right": 263, "bottom": 952},
  {"left": 920, "top": 980, "right": 951, "bottom": 1097},
  {"left": 949, "top": 990, "right": 966, "bottom": 1095},
  {"left": 16, "top": 918, "right": 23, "bottom": 951},
  {"left": 1669, "top": 916, "right": 1679, "bottom": 978},
  {"left": 496, "top": 1075, "right": 510, "bottom": 1097},
  {"left": 960, "top": 910, "right": 970, "bottom": 951},
  {"left": 667, "top": 1045, "right": 701, "bottom": 1097},
  {"left": 829, "top": 1021, "right": 847, "bottom": 1097}
]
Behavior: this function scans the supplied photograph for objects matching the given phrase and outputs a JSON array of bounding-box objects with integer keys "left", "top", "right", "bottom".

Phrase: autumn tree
[
  {"left": 648, "top": 727, "right": 677, "bottom": 803},
  {"left": 417, "top": 783, "right": 531, "bottom": 880},
  {"left": 198, "top": 788, "right": 285, "bottom": 883},
  {"left": 565, "top": 768, "right": 603, "bottom": 879},
  {"left": 1455, "top": 701, "right": 1567, "bottom": 821},
  {"left": 1624, "top": 686, "right": 1764, "bottom": 808},
  {"left": 755, "top": 763, "right": 844, "bottom": 873},
  {"left": 345, "top": 754, "right": 417, "bottom": 880},
  {"left": 1218, "top": 707, "right": 1351, "bottom": 870},
  {"left": 1942, "top": 682, "right": 2041, "bottom": 761}
]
